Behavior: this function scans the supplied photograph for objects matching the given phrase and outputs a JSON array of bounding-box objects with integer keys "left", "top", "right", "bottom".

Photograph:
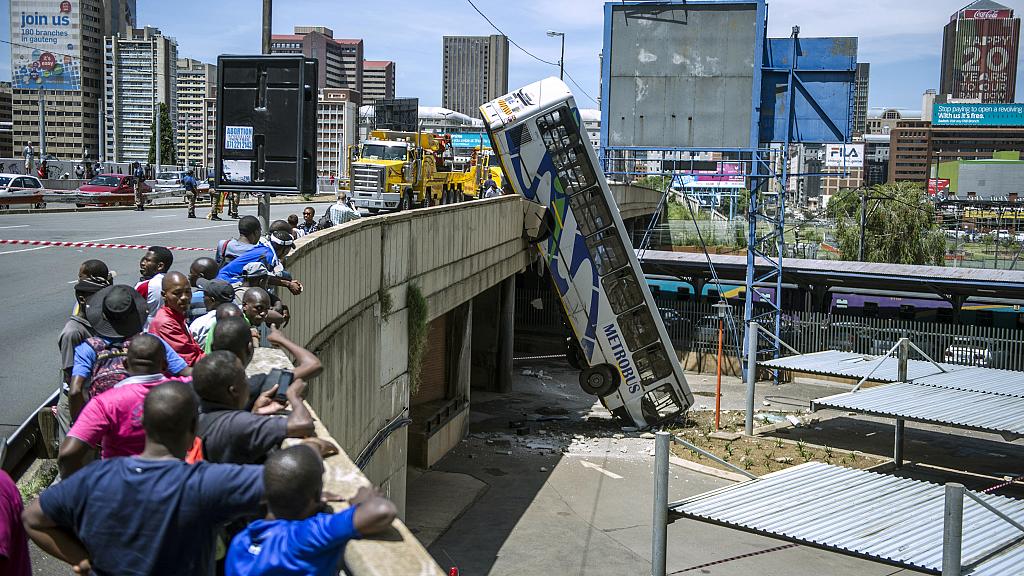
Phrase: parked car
[
  {"left": 825, "top": 321, "right": 873, "bottom": 353},
  {"left": 0, "top": 173, "right": 45, "bottom": 209},
  {"left": 154, "top": 170, "right": 186, "bottom": 192},
  {"left": 658, "top": 307, "right": 692, "bottom": 347},
  {"left": 75, "top": 174, "right": 148, "bottom": 207},
  {"left": 867, "top": 327, "right": 919, "bottom": 356},
  {"left": 943, "top": 337, "right": 1002, "bottom": 368}
]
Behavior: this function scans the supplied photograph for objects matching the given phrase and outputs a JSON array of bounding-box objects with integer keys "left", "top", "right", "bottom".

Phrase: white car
[
  {"left": 154, "top": 170, "right": 187, "bottom": 192},
  {"left": 0, "top": 173, "right": 45, "bottom": 209}
]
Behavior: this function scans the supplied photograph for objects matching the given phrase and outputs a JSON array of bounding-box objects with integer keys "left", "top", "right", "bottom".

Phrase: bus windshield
[{"left": 362, "top": 144, "right": 407, "bottom": 161}]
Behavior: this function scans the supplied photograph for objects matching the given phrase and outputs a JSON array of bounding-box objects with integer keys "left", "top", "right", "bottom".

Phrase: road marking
[
  {"left": 0, "top": 225, "right": 29, "bottom": 229},
  {"left": 0, "top": 223, "right": 232, "bottom": 255},
  {"left": 580, "top": 460, "right": 623, "bottom": 479},
  {"left": 151, "top": 214, "right": 177, "bottom": 219}
]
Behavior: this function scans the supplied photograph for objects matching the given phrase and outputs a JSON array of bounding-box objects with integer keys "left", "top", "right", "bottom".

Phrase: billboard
[
  {"left": 928, "top": 178, "right": 951, "bottom": 196},
  {"left": 940, "top": 14, "right": 1019, "bottom": 103},
  {"left": 824, "top": 143, "right": 864, "bottom": 168},
  {"left": 10, "top": 0, "right": 82, "bottom": 90},
  {"left": 680, "top": 162, "right": 745, "bottom": 188},
  {"left": 933, "top": 103, "right": 1024, "bottom": 126},
  {"left": 602, "top": 1, "right": 760, "bottom": 150},
  {"left": 448, "top": 133, "right": 487, "bottom": 148},
  {"left": 760, "top": 37, "right": 858, "bottom": 144}
]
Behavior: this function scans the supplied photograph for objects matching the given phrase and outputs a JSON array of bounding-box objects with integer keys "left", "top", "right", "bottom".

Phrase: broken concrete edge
[{"left": 250, "top": 347, "right": 445, "bottom": 576}]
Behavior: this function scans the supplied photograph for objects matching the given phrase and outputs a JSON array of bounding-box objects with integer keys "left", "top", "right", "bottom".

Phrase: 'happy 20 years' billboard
[{"left": 10, "top": 0, "right": 81, "bottom": 90}]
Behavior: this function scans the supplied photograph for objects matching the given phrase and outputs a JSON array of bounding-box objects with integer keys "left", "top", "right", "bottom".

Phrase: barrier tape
[
  {"left": 981, "top": 478, "right": 1019, "bottom": 494},
  {"left": 0, "top": 239, "right": 211, "bottom": 252},
  {"left": 668, "top": 543, "right": 799, "bottom": 574}
]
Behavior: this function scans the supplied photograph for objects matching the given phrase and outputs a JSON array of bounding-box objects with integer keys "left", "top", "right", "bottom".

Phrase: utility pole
[
  {"left": 858, "top": 188, "right": 868, "bottom": 261},
  {"left": 259, "top": 0, "right": 273, "bottom": 234},
  {"left": 38, "top": 88, "right": 46, "bottom": 161},
  {"left": 155, "top": 103, "right": 162, "bottom": 174}
]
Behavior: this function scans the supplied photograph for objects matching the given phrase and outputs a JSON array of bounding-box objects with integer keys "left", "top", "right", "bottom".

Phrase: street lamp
[
  {"left": 546, "top": 30, "right": 565, "bottom": 80},
  {"left": 712, "top": 300, "right": 732, "bottom": 430}
]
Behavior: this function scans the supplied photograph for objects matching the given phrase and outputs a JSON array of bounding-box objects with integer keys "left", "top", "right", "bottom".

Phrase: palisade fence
[{"left": 515, "top": 286, "right": 1024, "bottom": 373}]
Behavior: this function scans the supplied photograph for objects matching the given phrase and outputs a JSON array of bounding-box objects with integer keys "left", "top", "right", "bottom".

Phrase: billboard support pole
[
  {"left": 259, "top": 0, "right": 273, "bottom": 234},
  {"left": 38, "top": 88, "right": 46, "bottom": 160}
]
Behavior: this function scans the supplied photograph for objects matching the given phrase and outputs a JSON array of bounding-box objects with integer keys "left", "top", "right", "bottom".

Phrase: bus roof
[{"left": 480, "top": 77, "right": 572, "bottom": 131}]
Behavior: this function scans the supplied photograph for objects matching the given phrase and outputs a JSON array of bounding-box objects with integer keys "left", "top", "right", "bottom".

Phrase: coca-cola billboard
[{"left": 955, "top": 9, "right": 1014, "bottom": 21}]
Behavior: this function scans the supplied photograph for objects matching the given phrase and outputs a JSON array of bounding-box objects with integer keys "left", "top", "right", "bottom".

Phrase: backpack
[
  {"left": 215, "top": 239, "right": 236, "bottom": 265},
  {"left": 83, "top": 336, "right": 131, "bottom": 397},
  {"left": 317, "top": 208, "right": 334, "bottom": 230}
]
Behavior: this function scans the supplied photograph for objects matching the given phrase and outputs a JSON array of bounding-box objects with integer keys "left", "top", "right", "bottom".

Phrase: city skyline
[{"left": 1, "top": 0, "right": 1023, "bottom": 111}]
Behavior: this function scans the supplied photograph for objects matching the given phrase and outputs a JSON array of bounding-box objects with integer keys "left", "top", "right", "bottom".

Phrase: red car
[{"left": 75, "top": 174, "right": 149, "bottom": 207}]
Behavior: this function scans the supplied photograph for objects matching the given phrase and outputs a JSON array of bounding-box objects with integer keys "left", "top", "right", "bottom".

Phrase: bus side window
[
  {"left": 633, "top": 346, "right": 673, "bottom": 385},
  {"left": 586, "top": 230, "right": 629, "bottom": 276},
  {"left": 618, "top": 308, "right": 661, "bottom": 352},
  {"left": 536, "top": 107, "right": 596, "bottom": 194},
  {"left": 602, "top": 271, "right": 645, "bottom": 314},
  {"left": 568, "top": 187, "right": 613, "bottom": 236}
]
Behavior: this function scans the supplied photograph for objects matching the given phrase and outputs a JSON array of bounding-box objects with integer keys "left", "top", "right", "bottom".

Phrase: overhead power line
[{"left": 464, "top": 0, "right": 600, "bottom": 106}]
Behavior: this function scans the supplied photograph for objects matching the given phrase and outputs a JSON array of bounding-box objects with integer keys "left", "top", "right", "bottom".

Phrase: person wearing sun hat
[{"left": 67, "top": 285, "right": 191, "bottom": 420}]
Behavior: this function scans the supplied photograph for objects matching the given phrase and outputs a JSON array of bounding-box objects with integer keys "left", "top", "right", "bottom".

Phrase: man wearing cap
[
  {"left": 70, "top": 285, "right": 190, "bottom": 420},
  {"left": 187, "top": 257, "right": 219, "bottom": 322},
  {"left": 216, "top": 230, "right": 303, "bottom": 297},
  {"left": 189, "top": 280, "right": 237, "bottom": 350},
  {"left": 147, "top": 272, "right": 205, "bottom": 366},
  {"left": 54, "top": 275, "right": 112, "bottom": 448}
]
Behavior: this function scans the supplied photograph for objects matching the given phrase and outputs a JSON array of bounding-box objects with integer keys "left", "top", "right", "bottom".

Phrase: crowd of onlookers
[{"left": 0, "top": 213, "right": 396, "bottom": 575}]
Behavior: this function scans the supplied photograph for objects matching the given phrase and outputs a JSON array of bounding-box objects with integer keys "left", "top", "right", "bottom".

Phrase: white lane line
[
  {"left": 580, "top": 460, "right": 624, "bottom": 479},
  {"left": 151, "top": 215, "right": 177, "bottom": 219},
  {"left": 0, "top": 225, "right": 30, "bottom": 229},
  {"left": 0, "top": 222, "right": 234, "bottom": 255}
]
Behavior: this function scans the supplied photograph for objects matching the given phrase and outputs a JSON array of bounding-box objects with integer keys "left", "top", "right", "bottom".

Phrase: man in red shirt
[{"left": 148, "top": 272, "right": 205, "bottom": 365}]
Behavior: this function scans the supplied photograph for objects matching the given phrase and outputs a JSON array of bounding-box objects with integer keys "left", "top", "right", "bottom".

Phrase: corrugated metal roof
[
  {"left": 910, "top": 367, "right": 1024, "bottom": 399},
  {"left": 812, "top": 382, "right": 1024, "bottom": 435},
  {"left": 760, "top": 350, "right": 960, "bottom": 383},
  {"left": 673, "top": 462, "right": 1024, "bottom": 575}
]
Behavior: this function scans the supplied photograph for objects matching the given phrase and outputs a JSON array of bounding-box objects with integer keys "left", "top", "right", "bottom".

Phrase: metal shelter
[{"left": 669, "top": 462, "right": 1024, "bottom": 576}]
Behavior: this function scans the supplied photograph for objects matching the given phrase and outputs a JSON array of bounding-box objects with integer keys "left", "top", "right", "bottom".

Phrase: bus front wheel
[{"left": 579, "top": 365, "right": 617, "bottom": 397}]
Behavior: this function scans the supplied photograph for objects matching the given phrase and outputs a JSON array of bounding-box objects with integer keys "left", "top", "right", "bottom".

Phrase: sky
[{"left": 2, "top": 0, "right": 1024, "bottom": 111}]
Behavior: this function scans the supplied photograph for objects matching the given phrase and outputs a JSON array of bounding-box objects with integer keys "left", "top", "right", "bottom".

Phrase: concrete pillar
[{"left": 497, "top": 276, "right": 515, "bottom": 393}]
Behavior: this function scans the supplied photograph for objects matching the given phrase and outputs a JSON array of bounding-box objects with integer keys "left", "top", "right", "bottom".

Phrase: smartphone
[{"left": 263, "top": 368, "right": 294, "bottom": 402}]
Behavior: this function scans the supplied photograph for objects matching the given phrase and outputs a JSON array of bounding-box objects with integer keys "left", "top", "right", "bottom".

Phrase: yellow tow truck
[{"left": 348, "top": 130, "right": 503, "bottom": 212}]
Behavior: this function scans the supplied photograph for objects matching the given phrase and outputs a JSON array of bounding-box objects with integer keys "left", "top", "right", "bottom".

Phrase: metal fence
[{"left": 515, "top": 286, "right": 1024, "bottom": 372}]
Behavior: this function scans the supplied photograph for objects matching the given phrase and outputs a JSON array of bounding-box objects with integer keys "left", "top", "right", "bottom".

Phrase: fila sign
[{"left": 824, "top": 144, "right": 864, "bottom": 168}]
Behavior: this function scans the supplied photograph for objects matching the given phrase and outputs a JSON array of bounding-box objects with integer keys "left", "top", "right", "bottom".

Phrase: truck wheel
[
  {"left": 367, "top": 208, "right": 379, "bottom": 215},
  {"left": 397, "top": 189, "right": 413, "bottom": 211},
  {"left": 579, "top": 365, "right": 618, "bottom": 397}
]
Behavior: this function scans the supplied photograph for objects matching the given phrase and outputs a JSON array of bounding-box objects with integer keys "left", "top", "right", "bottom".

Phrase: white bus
[{"left": 481, "top": 78, "right": 694, "bottom": 427}]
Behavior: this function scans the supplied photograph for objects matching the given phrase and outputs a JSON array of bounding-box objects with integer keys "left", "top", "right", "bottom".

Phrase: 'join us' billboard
[{"left": 10, "top": 0, "right": 81, "bottom": 91}]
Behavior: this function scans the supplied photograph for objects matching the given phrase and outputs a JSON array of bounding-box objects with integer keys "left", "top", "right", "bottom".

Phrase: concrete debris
[
  {"left": 640, "top": 432, "right": 656, "bottom": 439},
  {"left": 710, "top": 431, "right": 741, "bottom": 441},
  {"left": 612, "top": 433, "right": 624, "bottom": 439},
  {"left": 540, "top": 466, "right": 549, "bottom": 472},
  {"left": 619, "top": 447, "right": 629, "bottom": 453},
  {"left": 526, "top": 442, "right": 559, "bottom": 451},
  {"left": 775, "top": 457, "right": 794, "bottom": 464},
  {"left": 785, "top": 415, "right": 802, "bottom": 427},
  {"left": 621, "top": 426, "right": 639, "bottom": 433},
  {"left": 763, "top": 400, "right": 772, "bottom": 406}
]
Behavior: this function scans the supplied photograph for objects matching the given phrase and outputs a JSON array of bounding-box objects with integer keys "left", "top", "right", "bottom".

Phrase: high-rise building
[
  {"left": 363, "top": 60, "right": 395, "bottom": 105},
  {"left": 317, "top": 88, "right": 359, "bottom": 178},
  {"left": 201, "top": 97, "right": 216, "bottom": 173},
  {"left": 939, "top": 0, "right": 1020, "bottom": 103},
  {"left": 102, "top": 0, "right": 135, "bottom": 36},
  {"left": 271, "top": 27, "right": 363, "bottom": 93},
  {"left": 853, "top": 63, "right": 870, "bottom": 137},
  {"left": 176, "top": 58, "right": 216, "bottom": 170},
  {"left": 441, "top": 35, "right": 509, "bottom": 118},
  {"left": 102, "top": 27, "right": 178, "bottom": 164},
  {"left": 0, "top": 82, "right": 12, "bottom": 159},
  {"left": 9, "top": 0, "right": 128, "bottom": 163}
]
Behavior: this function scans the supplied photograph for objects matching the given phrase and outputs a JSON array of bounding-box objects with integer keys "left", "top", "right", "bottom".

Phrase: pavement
[
  {"left": 407, "top": 357, "right": 1023, "bottom": 575},
  {"left": 0, "top": 201, "right": 334, "bottom": 437}
]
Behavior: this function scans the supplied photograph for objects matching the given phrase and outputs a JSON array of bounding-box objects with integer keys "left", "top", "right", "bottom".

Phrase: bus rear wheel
[{"left": 579, "top": 365, "right": 618, "bottom": 397}]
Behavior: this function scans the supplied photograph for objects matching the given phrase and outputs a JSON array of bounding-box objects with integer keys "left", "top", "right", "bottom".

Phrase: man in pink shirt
[
  {"left": 58, "top": 334, "right": 187, "bottom": 478},
  {"left": 148, "top": 271, "right": 205, "bottom": 366}
]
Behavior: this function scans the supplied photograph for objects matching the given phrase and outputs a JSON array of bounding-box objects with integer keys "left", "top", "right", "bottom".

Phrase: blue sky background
[{"left": 3, "top": 0, "right": 1023, "bottom": 110}]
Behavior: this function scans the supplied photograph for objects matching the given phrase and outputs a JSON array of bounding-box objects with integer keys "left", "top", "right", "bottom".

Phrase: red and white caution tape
[{"left": 0, "top": 239, "right": 211, "bottom": 252}]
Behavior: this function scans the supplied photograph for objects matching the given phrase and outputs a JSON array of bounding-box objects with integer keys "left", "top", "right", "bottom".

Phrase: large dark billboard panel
[{"left": 940, "top": 15, "right": 1020, "bottom": 103}]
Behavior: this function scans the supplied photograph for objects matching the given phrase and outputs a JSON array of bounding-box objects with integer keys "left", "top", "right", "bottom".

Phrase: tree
[
  {"left": 148, "top": 103, "right": 175, "bottom": 166},
  {"left": 827, "top": 181, "right": 946, "bottom": 266}
]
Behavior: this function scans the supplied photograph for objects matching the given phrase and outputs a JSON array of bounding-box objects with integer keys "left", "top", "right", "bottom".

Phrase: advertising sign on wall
[
  {"left": 680, "top": 162, "right": 745, "bottom": 189},
  {"left": 10, "top": 0, "right": 81, "bottom": 90},
  {"left": 933, "top": 103, "right": 1024, "bottom": 126},
  {"left": 824, "top": 144, "right": 864, "bottom": 168},
  {"left": 928, "top": 178, "right": 951, "bottom": 196},
  {"left": 946, "top": 17, "right": 1019, "bottom": 103},
  {"left": 448, "top": 133, "right": 488, "bottom": 148}
]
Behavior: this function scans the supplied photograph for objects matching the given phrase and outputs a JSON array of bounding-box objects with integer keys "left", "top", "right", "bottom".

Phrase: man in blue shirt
[
  {"left": 217, "top": 230, "right": 303, "bottom": 298},
  {"left": 23, "top": 381, "right": 265, "bottom": 576},
  {"left": 226, "top": 445, "right": 397, "bottom": 575}
]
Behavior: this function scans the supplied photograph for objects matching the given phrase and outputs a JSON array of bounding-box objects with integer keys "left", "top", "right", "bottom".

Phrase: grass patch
[{"left": 18, "top": 460, "right": 58, "bottom": 504}]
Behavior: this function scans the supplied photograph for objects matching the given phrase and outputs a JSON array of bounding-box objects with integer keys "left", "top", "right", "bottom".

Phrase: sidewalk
[{"left": 408, "top": 359, "right": 943, "bottom": 575}]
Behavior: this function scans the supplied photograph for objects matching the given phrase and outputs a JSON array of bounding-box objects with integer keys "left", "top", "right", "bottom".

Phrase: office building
[
  {"left": 441, "top": 35, "right": 509, "bottom": 117},
  {"left": 889, "top": 123, "right": 1024, "bottom": 185},
  {"left": 853, "top": 63, "right": 870, "bottom": 136},
  {"left": 271, "top": 26, "right": 363, "bottom": 93},
  {"left": 102, "top": 0, "right": 135, "bottom": 36},
  {"left": 9, "top": 0, "right": 130, "bottom": 162},
  {"left": 0, "top": 82, "right": 12, "bottom": 159},
  {"left": 865, "top": 108, "right": 921, "bottom": 136},
  {"left": 363, "top": 60, "right": 395, "bottom": 105},
  {"left": 317, "top": 88, "right": 359, "bottom": 178},
  {"left": 176, "top": 58, "right": 216, "bottom": 169},
  {"left": 202, "top": 97, "right": 216, "bottom": 173},
  {"left": 102, "top": 27, "right": 178, "bottom": 164},
  {"left": 863, "top": 134, "right": 890, "bottom": 187},
  {"left": 939, "top": 0, "right": 1020, "bottom": 103}
]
